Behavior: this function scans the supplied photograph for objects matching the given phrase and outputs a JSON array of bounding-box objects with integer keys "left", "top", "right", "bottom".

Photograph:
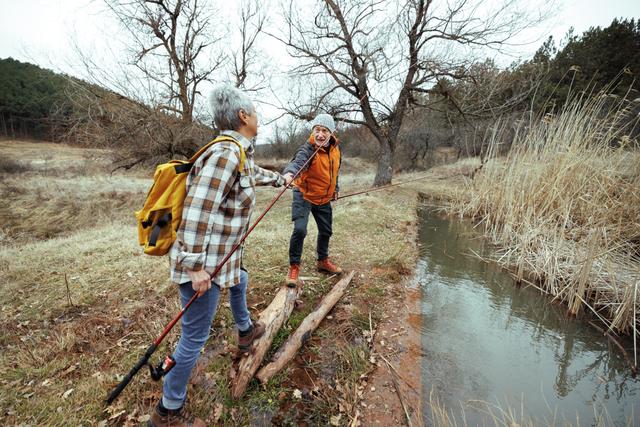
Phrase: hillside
[{"left": 0, "top": 58, "right": 73, "bottom": 140}]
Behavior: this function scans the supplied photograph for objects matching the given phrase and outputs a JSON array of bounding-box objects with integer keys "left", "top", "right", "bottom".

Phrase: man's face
[
  {"left": 313, "top": 125, "right": 331, "bottom": 147},
  {"left": 245, "top": 109, "right": 258, "bottom": 138},
  {"left": 239, "top": 107, "right": 259, "bottom": 138}
]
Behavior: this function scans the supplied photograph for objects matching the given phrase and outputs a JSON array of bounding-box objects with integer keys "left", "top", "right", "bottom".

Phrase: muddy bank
[{"left": 361, "top": 283, "right": 422, "bottom": 426}]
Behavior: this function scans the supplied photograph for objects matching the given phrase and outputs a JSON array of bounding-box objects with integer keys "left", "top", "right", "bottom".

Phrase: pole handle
[{"left": 105, "top": 343, "right": 157, "bottom": 405}]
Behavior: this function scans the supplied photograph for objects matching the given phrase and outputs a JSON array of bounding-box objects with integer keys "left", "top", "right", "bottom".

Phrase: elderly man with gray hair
[{"left": 150, "top": 86, "right": 292, "bottom": 427}]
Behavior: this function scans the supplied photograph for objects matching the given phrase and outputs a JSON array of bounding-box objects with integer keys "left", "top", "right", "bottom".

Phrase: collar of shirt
[{"left": 220, "top": 130, "right": 254, "bottom": 154}]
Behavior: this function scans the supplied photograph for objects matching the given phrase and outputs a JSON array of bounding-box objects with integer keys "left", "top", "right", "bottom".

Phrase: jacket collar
[{"left": 221, "top": 130, "right": 254, "bottom": 153}]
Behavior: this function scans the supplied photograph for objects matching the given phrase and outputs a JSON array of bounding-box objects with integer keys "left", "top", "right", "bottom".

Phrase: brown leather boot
[
  {"left": 286, "top": 264, "right": 301, "bottom": 287},
  {"left": 148, "top": 403, "right": 205, "bottom": 427},
  {"left": 238, "top": 321, "right": 266, "bottom": 354},
  {"left": 317, "top": 257, "right": 343, "bottom": 274}
]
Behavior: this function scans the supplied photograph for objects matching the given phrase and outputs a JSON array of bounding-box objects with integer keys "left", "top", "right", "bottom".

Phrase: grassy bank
[
  {"left": 0, "top": 141, "right": 430, "bottom": 425},
  {"left": 448, "top": 94, "right": 640, "bottom": 355}
]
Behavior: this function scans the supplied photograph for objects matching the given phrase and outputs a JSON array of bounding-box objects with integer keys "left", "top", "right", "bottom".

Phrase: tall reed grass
[{"left": 450, "top": 90, "right": 640, "bottom": 358}]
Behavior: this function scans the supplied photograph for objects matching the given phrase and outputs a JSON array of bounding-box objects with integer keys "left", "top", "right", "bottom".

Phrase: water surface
[{"left": 417, "top": 208, "right": 638, "bottom": 425}]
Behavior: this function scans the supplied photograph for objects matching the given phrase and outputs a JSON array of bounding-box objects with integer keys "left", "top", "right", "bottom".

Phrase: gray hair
[{"left": 209, "top": 85, "right": 255, "bottom": 131}]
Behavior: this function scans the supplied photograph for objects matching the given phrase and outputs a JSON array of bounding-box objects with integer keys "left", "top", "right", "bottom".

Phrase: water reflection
[{"left": 417, "top": 209, "right": 638, "bottom": 426}]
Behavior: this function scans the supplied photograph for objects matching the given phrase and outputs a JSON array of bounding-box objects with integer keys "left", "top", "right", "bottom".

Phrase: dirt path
[{"left": 361, "top": 280, "right": 422, "bottom": 426}]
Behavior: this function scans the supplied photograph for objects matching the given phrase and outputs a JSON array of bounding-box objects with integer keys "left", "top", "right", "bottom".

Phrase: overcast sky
[{"left": 1, "top": 0, "right": 638, "bottom": 142}]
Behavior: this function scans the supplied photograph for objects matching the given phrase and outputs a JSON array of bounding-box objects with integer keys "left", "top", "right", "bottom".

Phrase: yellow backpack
[{"left": 135, "top": 136, "right": 246, "bottom": 256}]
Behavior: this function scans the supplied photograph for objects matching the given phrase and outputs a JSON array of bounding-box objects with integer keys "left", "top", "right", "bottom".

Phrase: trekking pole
[
  {"left": 337, "top": 173, "right": 431, "bottom": 200},
  {"left": 106, "top": 143, "right": 323, "bottom": 406}
]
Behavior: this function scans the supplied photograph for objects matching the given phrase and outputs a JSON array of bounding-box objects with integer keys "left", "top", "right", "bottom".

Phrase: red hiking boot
[
  {"left": 317, "top": 258, "right": 343, "bottom": 275},
  {"left": 286, "top": 264, "right": 302, "bottom": 287}
]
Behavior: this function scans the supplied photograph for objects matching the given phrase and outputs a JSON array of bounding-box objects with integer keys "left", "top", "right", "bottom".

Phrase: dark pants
[{"left": 289, "top": 189, "right": 333, "bottom": 265}]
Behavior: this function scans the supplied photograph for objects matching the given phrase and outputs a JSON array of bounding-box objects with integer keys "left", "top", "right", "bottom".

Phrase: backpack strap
[{"left": 189, "top": 135, "right": 246, "bottom": 171}]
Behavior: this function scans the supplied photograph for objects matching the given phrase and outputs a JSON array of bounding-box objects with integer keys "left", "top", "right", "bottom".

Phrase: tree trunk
[
  {"left": 230, "top": 284, "right": 300, "bottom": 399},
  {"left": 373, "top": 137, "right": 394, "bottom": 186},
  {"left": 0, "top": 114, "right": 6, "bottom": 137},
  {"left": 255, "top": 271, "right": 355, "bottom": 384}
]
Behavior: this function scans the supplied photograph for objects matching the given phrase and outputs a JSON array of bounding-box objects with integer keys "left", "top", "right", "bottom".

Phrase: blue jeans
[{"left": 161, "top": 269, "right": 253, "bottom": 410}]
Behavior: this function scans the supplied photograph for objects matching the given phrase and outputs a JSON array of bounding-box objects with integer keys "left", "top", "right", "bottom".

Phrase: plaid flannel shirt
[{"left": 169, "top": 130, "right": 285, "bottom": 288}]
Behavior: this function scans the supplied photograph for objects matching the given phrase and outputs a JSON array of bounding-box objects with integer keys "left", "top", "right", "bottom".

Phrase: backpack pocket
[{"left": 139, "top": 207, "right": 176, "bottom": 256}]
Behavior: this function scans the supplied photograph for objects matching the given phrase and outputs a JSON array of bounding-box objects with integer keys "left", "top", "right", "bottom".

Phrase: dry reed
[{"left": 450, "top": 91, "right": 640, "bottom": 348}]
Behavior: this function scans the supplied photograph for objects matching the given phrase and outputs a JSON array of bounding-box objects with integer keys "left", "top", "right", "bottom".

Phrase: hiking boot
[
  {"left": 148, "top": 402, "right": 205, "bottom": 427},
  {"left": 286, "top": 264, "right": 301, "bottom": 287},
  {"left": 238, "top": 321, "right": 266, "bottom": 354},
  {"left": 317, "top": 258, "right": 343, "bottom": 275}
]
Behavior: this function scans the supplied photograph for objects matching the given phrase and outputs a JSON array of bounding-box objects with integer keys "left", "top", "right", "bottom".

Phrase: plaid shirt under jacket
[{"left": 169, "top": 130, "right": 285, "bottom": 288}]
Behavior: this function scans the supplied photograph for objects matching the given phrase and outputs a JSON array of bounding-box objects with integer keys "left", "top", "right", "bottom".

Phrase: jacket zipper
[{"left": 325, "top": 146, "right": 334, "bottom": 199}]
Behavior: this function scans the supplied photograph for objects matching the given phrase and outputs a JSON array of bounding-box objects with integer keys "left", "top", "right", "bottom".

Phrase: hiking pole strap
[{"left": 105, "top": 343, "right": 157, "bottom": 405}]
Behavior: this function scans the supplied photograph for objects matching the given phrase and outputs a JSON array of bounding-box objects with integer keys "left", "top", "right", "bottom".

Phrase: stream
[{"left": 416, "top": 208, "right": 639, "bottom": 426}]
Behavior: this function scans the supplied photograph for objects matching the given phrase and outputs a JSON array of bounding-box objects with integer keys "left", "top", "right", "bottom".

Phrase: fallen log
[
  {"left": 256, "top": 270, "right": 355, "bottom": 383},
  {"left": 230, "top": 284, "right": 300, "bottom": 399}
]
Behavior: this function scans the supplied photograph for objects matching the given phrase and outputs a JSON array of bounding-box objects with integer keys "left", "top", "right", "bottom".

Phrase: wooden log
[
  {"left": 230, "top": 284, "right": 300, "bottom": 399},
  {"left": 256, "top": 270, "right": 355, "bottom": 383}
]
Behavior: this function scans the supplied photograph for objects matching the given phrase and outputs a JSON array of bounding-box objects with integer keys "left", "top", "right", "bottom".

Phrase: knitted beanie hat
[{"left": 310, "top": 113, "right": 336, "bottom": 133}]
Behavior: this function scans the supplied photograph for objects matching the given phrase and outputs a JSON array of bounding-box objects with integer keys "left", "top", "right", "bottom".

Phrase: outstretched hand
[{"left": 283, "top": 172, "right": 294, "bottom": 186}]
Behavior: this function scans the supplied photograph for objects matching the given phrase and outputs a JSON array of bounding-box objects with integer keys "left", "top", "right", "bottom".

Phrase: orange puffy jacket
[{"left": 285, "top": 134, "right": 341, "bottom": 205}]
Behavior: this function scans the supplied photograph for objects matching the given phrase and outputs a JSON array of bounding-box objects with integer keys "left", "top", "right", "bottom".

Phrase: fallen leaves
[
  {"left": 92, "top": 371, "right": 106, "bottom": 381},
  {"left": 206, "top": 403, "right": 224, "bottom": 424},
  {"left": 100, "top": 406, "right": 151, "bottom": 426},
  {"left": 60, "top": 364, "right": 78, "bottom": 377}
]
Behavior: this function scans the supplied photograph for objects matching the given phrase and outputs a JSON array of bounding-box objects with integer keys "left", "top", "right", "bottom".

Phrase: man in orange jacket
[{"left": 282, "top": 114, "right": 343, "bottom": 285}]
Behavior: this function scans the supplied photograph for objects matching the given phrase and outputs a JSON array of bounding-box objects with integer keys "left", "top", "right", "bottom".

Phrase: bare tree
[
  {"left": 230, "top": 1, "right": 268, "bottom": 90},
  {"left": 53, "top": 78, "right": 214, "bottom": 169},
  {"left": 104, "top": 0, "right": 223, "bottom": 123},
  {"left": 62, "top": 0, "right": 268, "bottom": 166},
  {"left": 277, "top": 0, "right": 549, "bottom": 185}
]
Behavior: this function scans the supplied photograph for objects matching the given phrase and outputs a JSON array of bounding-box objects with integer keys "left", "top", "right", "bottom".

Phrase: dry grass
[
  {"left": 424, "top": 390, "right": 629, "bottom": 427},
  {"left": 448, "top": 93, "right": 640, "bottom": 346},
  {"left": 0, "top": 141, "right": 158, "bottom": 246},
  {"left": 0, "top": 139, "right": 113, "bottom": 174},
  {"left": 0, "top": 140, "right": 431, "bottom": 425}
]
